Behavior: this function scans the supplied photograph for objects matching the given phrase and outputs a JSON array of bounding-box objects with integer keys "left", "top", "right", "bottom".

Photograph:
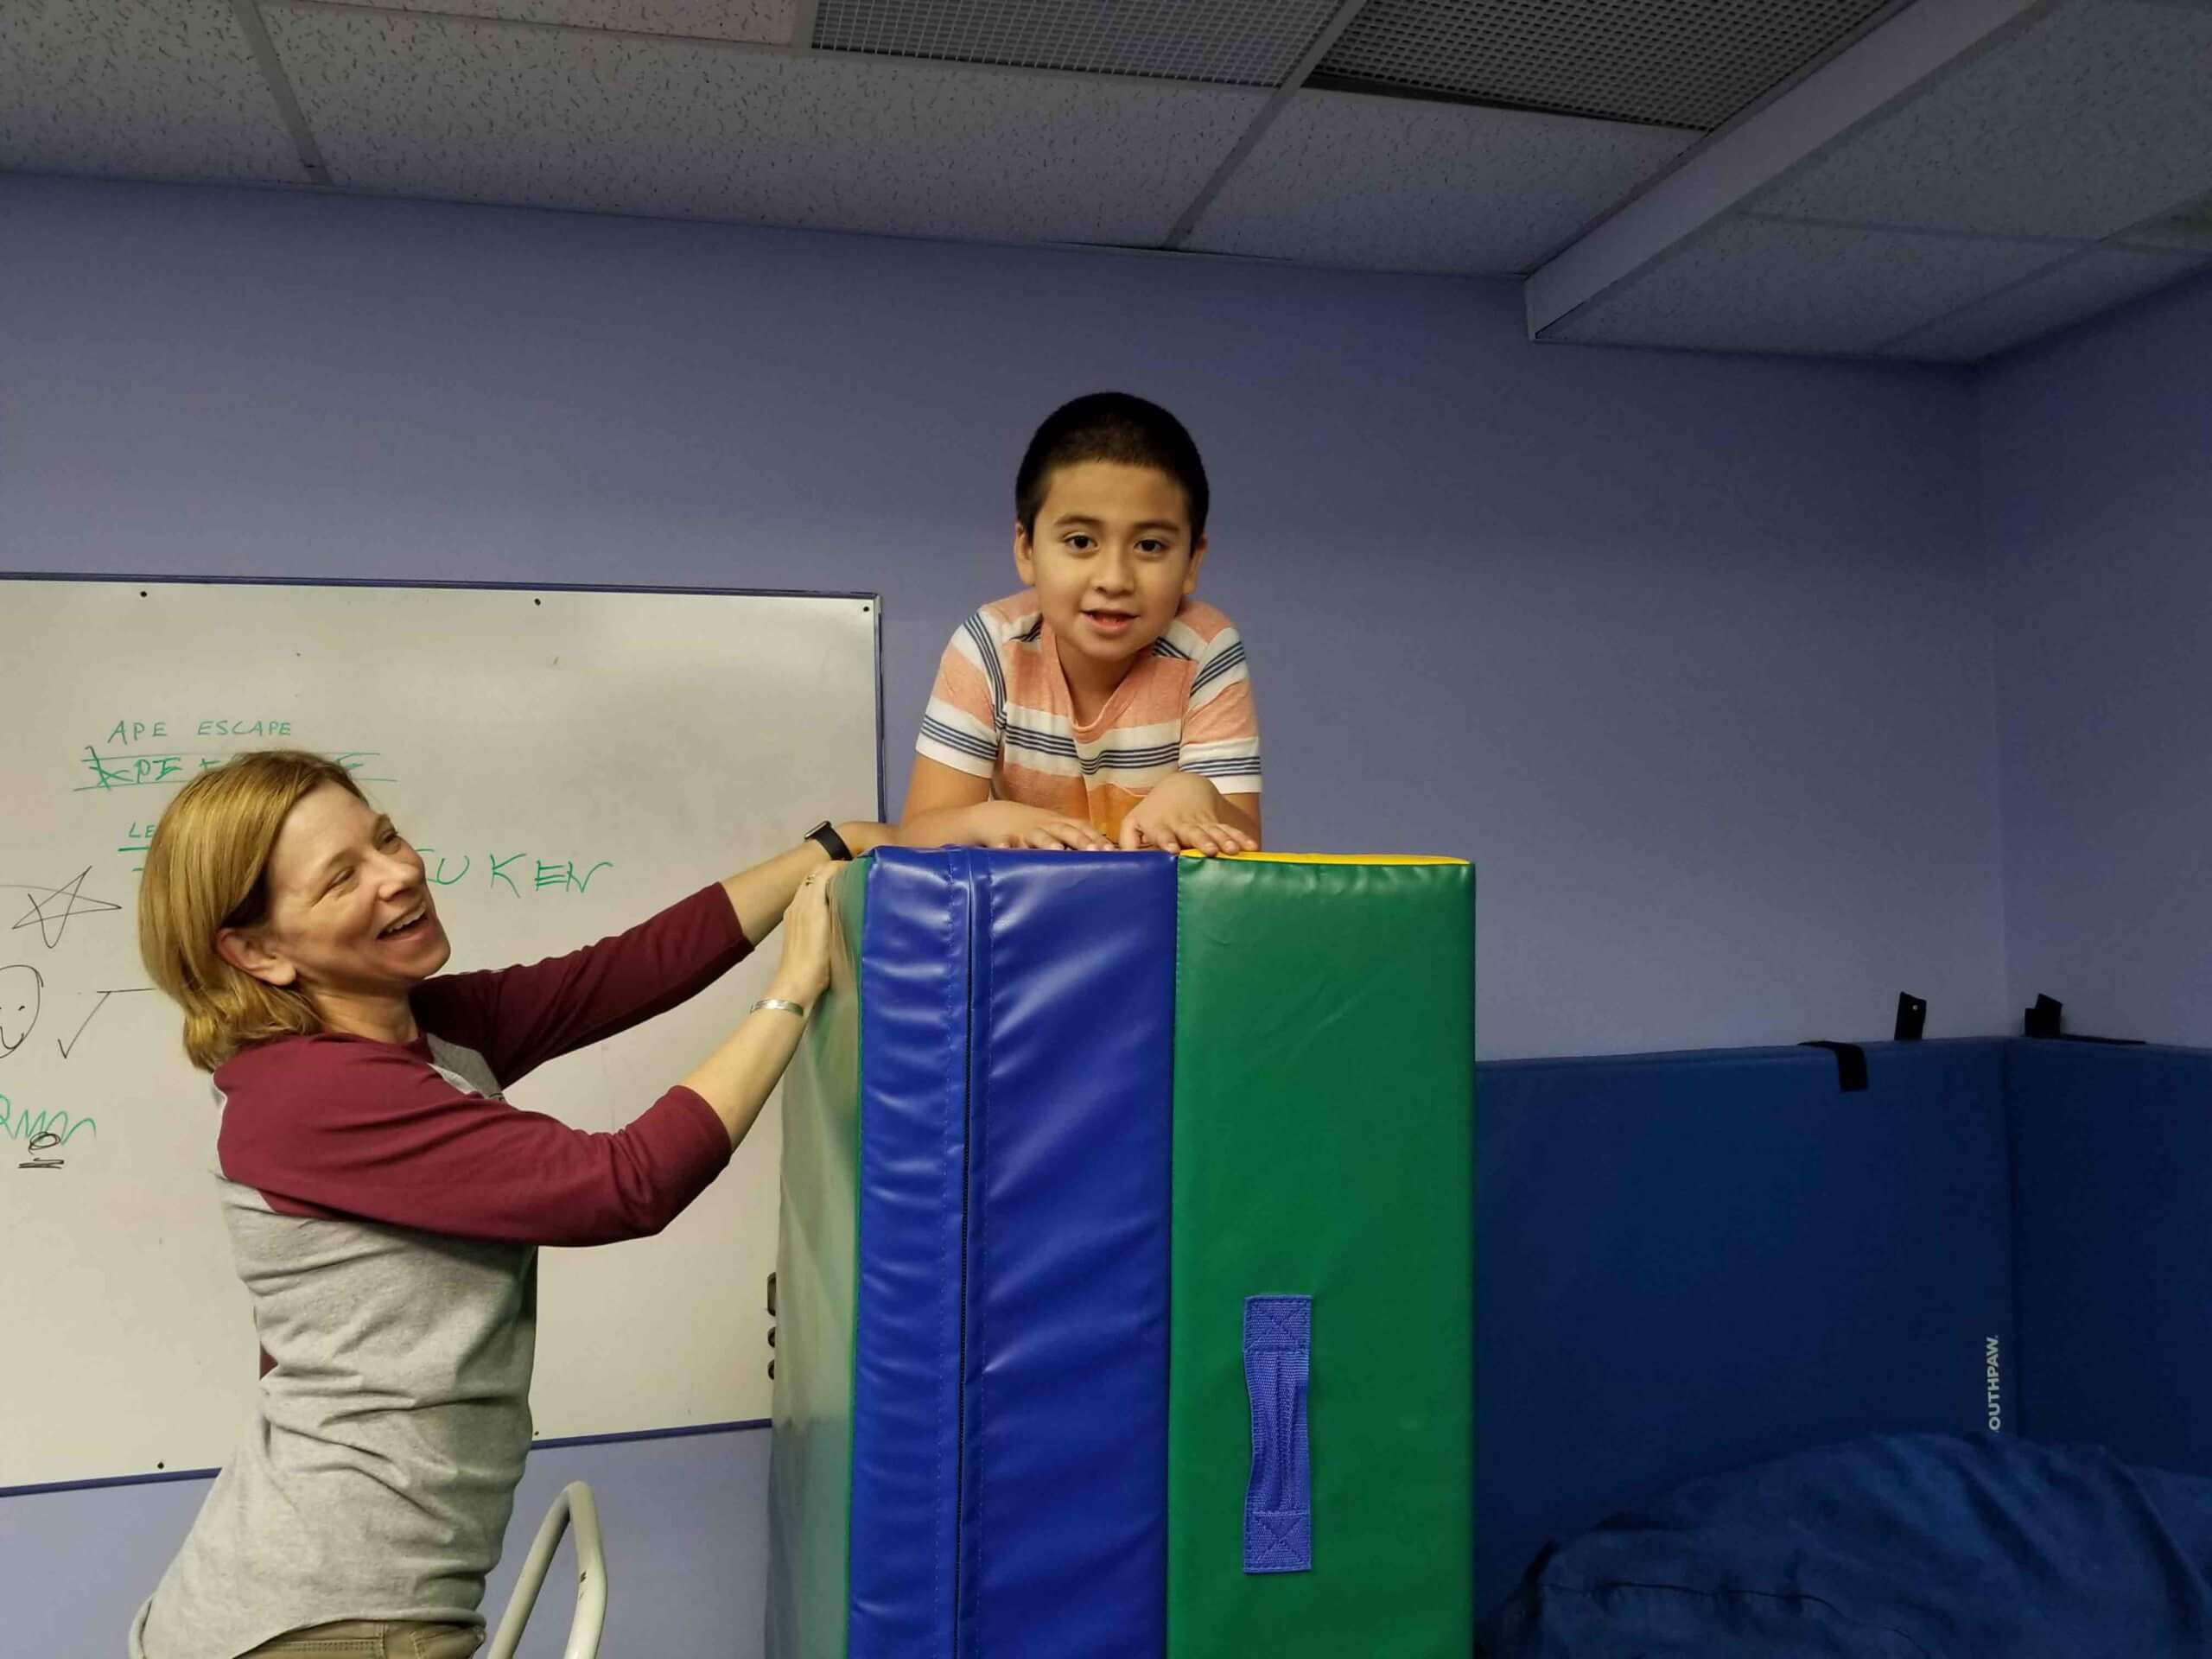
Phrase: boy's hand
[
  {"left": 969, "top": 801, "right": 1115, "bottom": 852},
  {"left": 1120, "top": 772, "right": 1260, "bottom": 856}
]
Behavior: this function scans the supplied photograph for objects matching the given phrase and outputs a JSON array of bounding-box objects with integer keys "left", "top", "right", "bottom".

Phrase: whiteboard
[{"left": 0, "top": 579, "right": 880, "bottom": 1488}]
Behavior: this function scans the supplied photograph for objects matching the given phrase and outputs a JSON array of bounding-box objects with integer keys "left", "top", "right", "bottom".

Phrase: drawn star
[{"left": 4, "top": 868, "right": 123, "bottom": 950}]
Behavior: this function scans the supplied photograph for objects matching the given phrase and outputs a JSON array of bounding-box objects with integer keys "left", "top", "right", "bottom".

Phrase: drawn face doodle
[{"left": 0, "top": 965, "right": 41, "bottom": 1058}]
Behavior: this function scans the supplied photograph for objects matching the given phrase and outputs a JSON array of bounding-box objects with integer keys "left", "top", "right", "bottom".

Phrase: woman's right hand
[{"left": 766, "top": 865, "right": 836, "bottom": 1009}]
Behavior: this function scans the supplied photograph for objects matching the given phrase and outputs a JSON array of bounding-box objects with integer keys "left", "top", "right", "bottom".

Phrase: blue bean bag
[{"left": 1484, "top": 1433, "right": 2212, "bottom": 1657}]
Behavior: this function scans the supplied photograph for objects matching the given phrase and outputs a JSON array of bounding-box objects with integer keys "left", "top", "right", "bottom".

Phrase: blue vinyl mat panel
[
  {"left": 956, "top": 853, "right": 1177, "bottom": 1659},
  {"left": 2008, "top": 1039, "right": 2212, "bottom": 1475},
  {"left": 1472, "top": 1039, "right": 2015, "bottom": 1616},
  {"left": 849, "top": 850, "right": 976, "bottom": 1659}
]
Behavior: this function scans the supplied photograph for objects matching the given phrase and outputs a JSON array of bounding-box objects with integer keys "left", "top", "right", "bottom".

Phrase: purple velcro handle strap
[{"left": 1243, "top": 1294, "right": 1313, "bottom": 1574}]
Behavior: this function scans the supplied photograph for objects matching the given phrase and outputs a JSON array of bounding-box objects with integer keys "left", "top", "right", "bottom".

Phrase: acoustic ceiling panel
[
  {"left": 1756, "top": 0, "right": 2212, "bottom": 241},
  {"left": 265, "top": 5, "right": 1267, "bottom": 245},
  {"left": 1883, "top": 245, "right": 2209, "bottom": 362},
  {"left": 1315, "top": 0, "right": 1892, "bottom": 130},
  {"left": 2120, "top": 200, "right": 2212, "bottom": 254},
  {"left": 0, "top": 0, "right": 303, "bottom": 183},
  {"left": 810, "top": 0, "right": 1342, "bottom": 86},
  {"left": 1187, "top": 88, "right": 1695, "bottom": 272},
  {"left": 353, "top": 1, "right": 798, "bottom": 44},
  {"left": 1548, "top": 218, "right": 2066, "bottom": 355}
]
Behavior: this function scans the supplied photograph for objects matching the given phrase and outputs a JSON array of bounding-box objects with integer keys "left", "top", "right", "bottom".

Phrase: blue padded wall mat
[
  {"left": 850, "top": 850, "right": 976, "bottom": 1659},
  {"left": 1473, "top": 1039, "right": 2013, "bottom": 1618},
  {"left": 957, "top": 853, "right": 1175, "bottom": 1659},
  {"left": 2008, "top": 1039, "right": 2212, "bottom": 1474}
]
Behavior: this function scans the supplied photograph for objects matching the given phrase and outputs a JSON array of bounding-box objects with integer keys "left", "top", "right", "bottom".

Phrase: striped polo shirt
[{"left": 917, "top": 590, "right": 1262, "bottom": 840}]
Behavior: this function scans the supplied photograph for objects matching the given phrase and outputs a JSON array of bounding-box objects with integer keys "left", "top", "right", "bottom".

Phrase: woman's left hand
[{"left": 767, "top": 866, "right": 836, "bottom": 1008}]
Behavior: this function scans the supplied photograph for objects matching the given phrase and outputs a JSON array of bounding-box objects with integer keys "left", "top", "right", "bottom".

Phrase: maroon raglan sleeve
[
  {"left": 410, "top": 883, "right": 753, "bottom": 1087},
  {"left": 215, "top": 1034, "right": 733, "bottom": 1246}
]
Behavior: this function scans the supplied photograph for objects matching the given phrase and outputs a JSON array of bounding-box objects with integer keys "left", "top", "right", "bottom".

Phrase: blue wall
[
  {"left": 1980, "top": 267, "right": 2212, "bottom": 1046},
  {"left": 0, "top": 168, "right": 2098, "bottom": 1656},
  {"left": 0, "top": 173, "right": 2008, "bottom": 1065}
]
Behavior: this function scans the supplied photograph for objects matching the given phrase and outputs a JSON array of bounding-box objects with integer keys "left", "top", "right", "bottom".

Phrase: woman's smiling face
[{"left": 225, "top": 783, "right": 450, "bottom": 1010}]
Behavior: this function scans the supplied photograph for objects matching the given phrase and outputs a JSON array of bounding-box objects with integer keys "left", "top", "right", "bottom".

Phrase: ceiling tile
[
  {"left": 811, "top": 0, "right": 1339, "bottom": 87},
  {"left": 0, "top": 0, "right": 303, "bottom": 183},
  {"left": 1548, "top": 218, "right": 2066, "bottom": 354},
  {"left": 263, "top": 6, "right": 1266, "bottom": 245},
  {"left": 1757, "top": 0, "right": 2212, "bottom": 239},
  {"left": 1186, "top": 89, "right": 1696, "bottom": 273},
  {"left": 351, "top": 2, "right": 797, "bottom": 45},
  {"left": 1316, "top": 0, "right": 1895, "bottom": 131},
  {"left": 1882, "top": 245, "right": 2209, "bottom": 361}
]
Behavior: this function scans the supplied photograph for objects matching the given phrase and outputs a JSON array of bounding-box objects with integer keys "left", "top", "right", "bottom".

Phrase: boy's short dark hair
[{"left": 1015, "top": 392, "right": 1210, "bottom": 541}]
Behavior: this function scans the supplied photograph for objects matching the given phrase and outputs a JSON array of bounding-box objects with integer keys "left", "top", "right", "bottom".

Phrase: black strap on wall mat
[
  {"left": 2024, "top": 993, "right": 2146, "bottom": 1046},
  {"left": 1799, "top": 1040, "right": 1869, "bottom": 1092}
]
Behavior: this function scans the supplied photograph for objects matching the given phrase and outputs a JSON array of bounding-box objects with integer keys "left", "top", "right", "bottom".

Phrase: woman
[{"left": 129, "top": 749, "right": 883, "bottom": 1659}]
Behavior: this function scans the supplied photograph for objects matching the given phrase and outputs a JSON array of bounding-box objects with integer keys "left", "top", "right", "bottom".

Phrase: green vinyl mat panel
[
  {"left": 1167, "top": 855, "right": 1475, "bottom": 1659},
  {"left": 764, "top": 859, "right": 869, "bottom": 1659}
]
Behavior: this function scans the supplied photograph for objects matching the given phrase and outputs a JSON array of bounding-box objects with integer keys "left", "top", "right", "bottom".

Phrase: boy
[{"left": 899, "top": 392, "right": 1262, "bottom": 855}]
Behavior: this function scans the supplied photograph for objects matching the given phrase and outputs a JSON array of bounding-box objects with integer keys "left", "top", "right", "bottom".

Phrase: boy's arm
[
  {"left": 1130, "top": 614, "right": 1262, "bottom": 852},
  {"left": 904, "top": 613, "right": 1110, "bottom": 850},
  {"left": 1217, "top": 790, "right": 1261, "bottom": 842},
  {"left": 898, "top": 755, "right": 992, "bottom": 844},
  {"left": 1118, "top": 771, "right": 1262, "bottom": 855},
  {"left": 898, "top": 759, "right": 1111, "bottom": 851}
]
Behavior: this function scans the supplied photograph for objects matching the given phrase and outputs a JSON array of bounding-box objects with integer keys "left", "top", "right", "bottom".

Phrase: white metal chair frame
[{"left": 485, "top": 1481, "right": 607, "bottom": 1659}]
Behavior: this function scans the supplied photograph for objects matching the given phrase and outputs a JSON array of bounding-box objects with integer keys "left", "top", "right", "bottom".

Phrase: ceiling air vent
[
  {"left": 811, "top": 0, "right": 1347, "bottom": 87},
  {"left": 1315, "top": 0, "right": 1898, "bottom": 130}
]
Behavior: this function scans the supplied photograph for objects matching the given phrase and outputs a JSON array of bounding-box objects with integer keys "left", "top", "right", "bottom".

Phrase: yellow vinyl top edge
[{"left": 1178, "top": 852, "right": 1467, "bottom": 867}]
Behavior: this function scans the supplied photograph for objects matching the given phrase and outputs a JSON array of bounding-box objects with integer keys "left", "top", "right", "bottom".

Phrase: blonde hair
[{"left": 139, "top": 750, "right": 368, "bottom": 1071}]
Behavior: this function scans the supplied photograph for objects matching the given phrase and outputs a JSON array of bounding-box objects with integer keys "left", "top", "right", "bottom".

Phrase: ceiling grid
[{"left": 0, "top": 0, "right": 2204, "bottom": 361}]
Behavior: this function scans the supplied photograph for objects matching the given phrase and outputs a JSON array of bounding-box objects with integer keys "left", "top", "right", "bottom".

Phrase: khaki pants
[{"left": 237, "top": 1622, "right": 482, "bottom": 1658}]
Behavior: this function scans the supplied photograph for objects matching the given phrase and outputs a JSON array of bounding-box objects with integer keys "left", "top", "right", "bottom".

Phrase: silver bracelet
[{"left": 751, "top": 997, "right": 807, "bottom": 1019}]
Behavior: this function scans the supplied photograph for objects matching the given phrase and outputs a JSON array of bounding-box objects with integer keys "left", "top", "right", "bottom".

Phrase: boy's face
[{"left": 1015, "top": 461, "right": 1206, "bottom": 680}]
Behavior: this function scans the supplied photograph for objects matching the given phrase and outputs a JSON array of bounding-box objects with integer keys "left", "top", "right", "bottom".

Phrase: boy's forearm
[
  {"left": 1214, "top": 793, "right": 1261, "bottom": 844},
  {"left": 1179, "top": 772, "right": 1260, "bottom": 846},
  {"left": 897, "top": 804, "right": 984, "bottom": 848}
]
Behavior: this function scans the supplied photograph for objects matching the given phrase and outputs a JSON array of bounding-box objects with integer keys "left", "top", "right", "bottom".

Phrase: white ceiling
[
  {"left": 3, "top": 0, "right": 2209, "bottom": 365},
  {"left": 263, "top": 5, "right": 1272, "bottom": 245},
  {"left": 1185, "top": 89, "right": 1694, "bottom": 271},
  {"left": 1535, "top": 0, "right": 2212, "bottom": 358}
]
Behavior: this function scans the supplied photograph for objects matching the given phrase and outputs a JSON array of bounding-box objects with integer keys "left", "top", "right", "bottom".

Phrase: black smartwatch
[{"left": 804, "top": 820, "right": 854, "bottom": 861}]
